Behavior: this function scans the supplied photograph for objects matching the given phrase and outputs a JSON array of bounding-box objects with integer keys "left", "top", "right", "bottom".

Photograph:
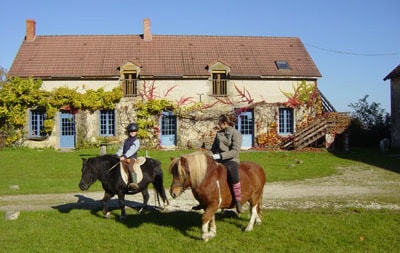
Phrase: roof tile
[{"left": 9, "top": 34, "right": 321, "bottom": 79}]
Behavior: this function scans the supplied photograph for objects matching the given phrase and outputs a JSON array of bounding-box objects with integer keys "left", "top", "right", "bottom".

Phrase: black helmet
[{"left": 126, "top": 123, "right": 138, "bottom": 132}]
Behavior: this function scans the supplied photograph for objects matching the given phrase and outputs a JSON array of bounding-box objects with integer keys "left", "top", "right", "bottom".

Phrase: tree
[
  {"left": 348, "top": 95, "right": 391, "bottom": 147},
  {"left": 0, "top": 67, "right": 7, "bottom": 87}
]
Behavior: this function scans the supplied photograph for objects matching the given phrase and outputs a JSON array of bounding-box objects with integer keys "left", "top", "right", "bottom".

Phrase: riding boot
[
  {"left": 233, "top": 182, "right": 242, "bottom": 213},
  {"left": 129, "top": 171, "right": 139, "bottom": 190}
]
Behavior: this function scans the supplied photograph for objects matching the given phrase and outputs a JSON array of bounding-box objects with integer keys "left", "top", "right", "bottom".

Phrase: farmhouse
[
  {"left": 8, "top": 18, "right": 347, "bottom": 150},
  {"left": 384, "top": 64, "right": 400, "bottom": 148}
]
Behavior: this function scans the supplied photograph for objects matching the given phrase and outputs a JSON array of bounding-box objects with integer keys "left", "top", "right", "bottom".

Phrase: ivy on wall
[{"left": 0, "top": 77, "right": 123, "bottom": 145}]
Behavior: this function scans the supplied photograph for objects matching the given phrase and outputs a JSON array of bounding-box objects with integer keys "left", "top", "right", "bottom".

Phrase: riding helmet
[{"left": 126, "top": 123, "right": 138, "bottom": 132}]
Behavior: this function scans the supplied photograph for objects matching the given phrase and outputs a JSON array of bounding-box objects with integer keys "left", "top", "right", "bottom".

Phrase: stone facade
[{"left": 22, "top": 78, "right": 320, "bottom": 150}]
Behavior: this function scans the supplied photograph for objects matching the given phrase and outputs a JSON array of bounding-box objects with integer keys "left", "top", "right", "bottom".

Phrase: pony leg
[
  {"left": 201, "top": 209, "right": 217, "bottom": 242},
  {"left": 209, "top": 214, "right": 217, "bottom": 237},
  {"left": 245, "top": 204, "right": 260, "bottom": 232},
  {"left": 255, "top": 204, "right": 262, "bottom": 225},
  {"left": 102, "top": 192, "right": 114, "bottom": 219},
  {"left": 117, "top": 192, "right": 127, "bottom": 220},
  {"left": 139, "top": 189, "right": 149, "bottom": 213}
]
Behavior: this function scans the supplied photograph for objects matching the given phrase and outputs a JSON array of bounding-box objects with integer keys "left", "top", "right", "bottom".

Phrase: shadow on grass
[
  {"left": 120, "top": 209, "right": 246, "bottom": 240},
  {"left": 331, "top": 147, "right": 400, "bottom": 174},
  {"left": 52, "top": 194, "right": 246, "bottom": 240},
  {"left": 52, "top": 194, "right": 150, "bottom": 215}
]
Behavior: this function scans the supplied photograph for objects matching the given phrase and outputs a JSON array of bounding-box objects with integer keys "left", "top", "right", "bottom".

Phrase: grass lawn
[
  {"left": 1, "top": 208, "right": 399, "bottom": 252},
  {"left": 1, "top": 147, "right": 399, "bottom": 252}
]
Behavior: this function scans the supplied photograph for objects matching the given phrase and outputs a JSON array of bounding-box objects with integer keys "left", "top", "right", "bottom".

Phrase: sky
[{"left": 1, "top": 0, "right": 399, "bottom": 113}]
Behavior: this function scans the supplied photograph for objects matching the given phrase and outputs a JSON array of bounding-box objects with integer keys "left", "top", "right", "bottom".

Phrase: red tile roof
[{"left": 9, "top": 34, "right": 321, "bottom": 79}]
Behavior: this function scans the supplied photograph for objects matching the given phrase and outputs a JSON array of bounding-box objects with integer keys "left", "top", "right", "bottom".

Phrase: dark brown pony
[{"left": 169, "top": 151, "right": 265, "bottom": 241}]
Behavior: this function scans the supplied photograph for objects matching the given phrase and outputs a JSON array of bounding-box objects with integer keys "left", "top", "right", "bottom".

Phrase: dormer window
[
  {"left": 122, "top": 72, "right": 138, "bottom": 97},
  {"left": 275, "top": 60, "right": 291, "bottom": 70},
  {"left": 212, "top": 71, "right": 227, "bottom": 96},
  {"left": 120, "top": 61, "right": 141, "bottom": 97}
]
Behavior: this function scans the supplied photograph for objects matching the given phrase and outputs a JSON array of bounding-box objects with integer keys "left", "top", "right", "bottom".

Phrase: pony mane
[
  {"left": 168, "top": 157, "right": 181, "bottom": 175},
  {"left": 182, "top": 151, "right": 209, "bottom": 188}
]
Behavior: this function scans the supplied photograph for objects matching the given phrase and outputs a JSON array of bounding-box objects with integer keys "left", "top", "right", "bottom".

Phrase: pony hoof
[
  {"left": 245, "top": 227, "right": 254, "bottom": 232},
  {"left": 202, "top": 232, "right": 215, "bottom": 242},
  {"left": 104, "top": 212, "right": 111, "bottom": 219}
]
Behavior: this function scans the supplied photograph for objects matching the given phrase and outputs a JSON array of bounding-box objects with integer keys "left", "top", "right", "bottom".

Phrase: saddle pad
[{"left": 119, "top": 156, "right": 145, "bottom": 185}]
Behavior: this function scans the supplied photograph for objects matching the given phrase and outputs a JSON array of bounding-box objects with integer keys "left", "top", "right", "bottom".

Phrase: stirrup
[
  {"left": 192, "top": 204, "right": 202, "bottom": 211},
  {"left": 129, "top": 182, "right": 139, "bottom": 190}
]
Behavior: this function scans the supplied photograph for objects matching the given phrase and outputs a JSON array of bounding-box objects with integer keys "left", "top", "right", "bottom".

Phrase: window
[
  {"left": 30, "top": 110, "right": 46, "bottom": 137},
  {"left": 100, "top": 110, "right": 115, "bottom": 136},
  {"left": 123, "top": 72, "right": 138, "bottom": 97},
  {"left": 275, "top": 60, "right": 290, "bottom": 70},
  {"left": 278, "top": 108, "right": 294, "bottom": 134},
  {"left": 212, "top": 72, "right": 227, "bottom": 96},
  {"left": 160, "top": 110, "right": 177, "bottom": 146}
]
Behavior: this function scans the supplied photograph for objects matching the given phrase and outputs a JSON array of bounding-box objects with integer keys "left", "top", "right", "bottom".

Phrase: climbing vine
[
  {"left": 254, "top": 81, "right": 323, "bottom": 148},
  {"left": 0, "top": 77, "right": 122, "bottom": 145},
  {"left": 131, "top": 81, "right": 197, "bottom": 145}
]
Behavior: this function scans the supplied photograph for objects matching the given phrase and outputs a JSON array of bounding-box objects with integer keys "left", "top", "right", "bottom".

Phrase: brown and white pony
[{"left": 169, "top": 151, "right": 265, "bottom": 241}]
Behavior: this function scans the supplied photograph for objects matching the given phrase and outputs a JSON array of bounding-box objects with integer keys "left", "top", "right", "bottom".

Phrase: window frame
[
  {"left": 278, "top": 108, "right": 294, "bottom": 135},
  {"left": 122, "top": 72, "right": 138, "bottom": 97},
  {"left": 99, "top": 109, "right": 116, "bottom": 136},
  {"left": 275, "top": 60, "right": 291, "bottom": 70},
  {"left": 29, "top": 109, "right": 46, "bottom": 138},
  {"left": 212, "top": 71, "right": 228, "bottom": 96}
]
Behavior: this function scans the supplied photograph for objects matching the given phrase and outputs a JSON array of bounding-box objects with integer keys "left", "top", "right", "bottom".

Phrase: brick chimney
[
  {"left": 143, "top": 18, "right": 152, "bottom": 41},
  {"left": 26, "top": 19, "right": 36, "bottom": 42}
]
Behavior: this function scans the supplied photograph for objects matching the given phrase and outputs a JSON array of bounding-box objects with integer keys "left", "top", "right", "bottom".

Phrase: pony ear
[{"left": 169, "top": 157, "right": 175, "bottom": 161}]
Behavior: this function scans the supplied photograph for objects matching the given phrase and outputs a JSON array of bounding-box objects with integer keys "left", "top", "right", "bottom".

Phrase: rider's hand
[{"left": 212, "top": 153, "right": 221, "bottom": 160}]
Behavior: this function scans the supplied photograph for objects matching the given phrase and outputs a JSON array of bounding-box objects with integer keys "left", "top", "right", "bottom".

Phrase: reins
[{"left": 108, "top": 161, "right": 120, "bottom": 172}]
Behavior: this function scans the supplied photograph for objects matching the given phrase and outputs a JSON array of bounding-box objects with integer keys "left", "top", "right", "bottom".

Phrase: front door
[
  {"left": 236, "top": 110, "right": 254, "bottom": 149},
  {"left": 59, "top": 111, "right": 75, "bottom": 148},
  {"left": 160, "top": 111, "right": 176, "bottom": 147}
]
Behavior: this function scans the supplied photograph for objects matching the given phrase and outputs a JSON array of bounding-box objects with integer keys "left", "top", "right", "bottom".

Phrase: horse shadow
[
  {"left": 121, "top": 209, "right": 203, "bottom": 240},
  {"left": 52, "top": 194, "right": 146, "bottom": 217},
  {"left": 121, "top": 208, "right": 248, "bottom": 240},
  {"left": 51, "top": 194, "right": 200, "bottom": 239},
  {"left": 52, "top": 195, "right": 246, "bottom": 240}
]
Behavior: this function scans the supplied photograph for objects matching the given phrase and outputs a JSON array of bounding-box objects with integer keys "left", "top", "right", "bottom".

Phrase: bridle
[{"left": 171, "top": 163, "right": 190, "bottom": 193}]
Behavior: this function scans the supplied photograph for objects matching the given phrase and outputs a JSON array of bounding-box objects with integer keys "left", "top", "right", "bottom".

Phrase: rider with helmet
[{"left": 116, "top": 123, "right": 140, "bottom": 190}]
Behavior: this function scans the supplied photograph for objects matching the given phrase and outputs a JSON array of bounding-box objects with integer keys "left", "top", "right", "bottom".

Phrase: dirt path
[{"left": 1, "top": 166, "right": 400, "bottom": 212}]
